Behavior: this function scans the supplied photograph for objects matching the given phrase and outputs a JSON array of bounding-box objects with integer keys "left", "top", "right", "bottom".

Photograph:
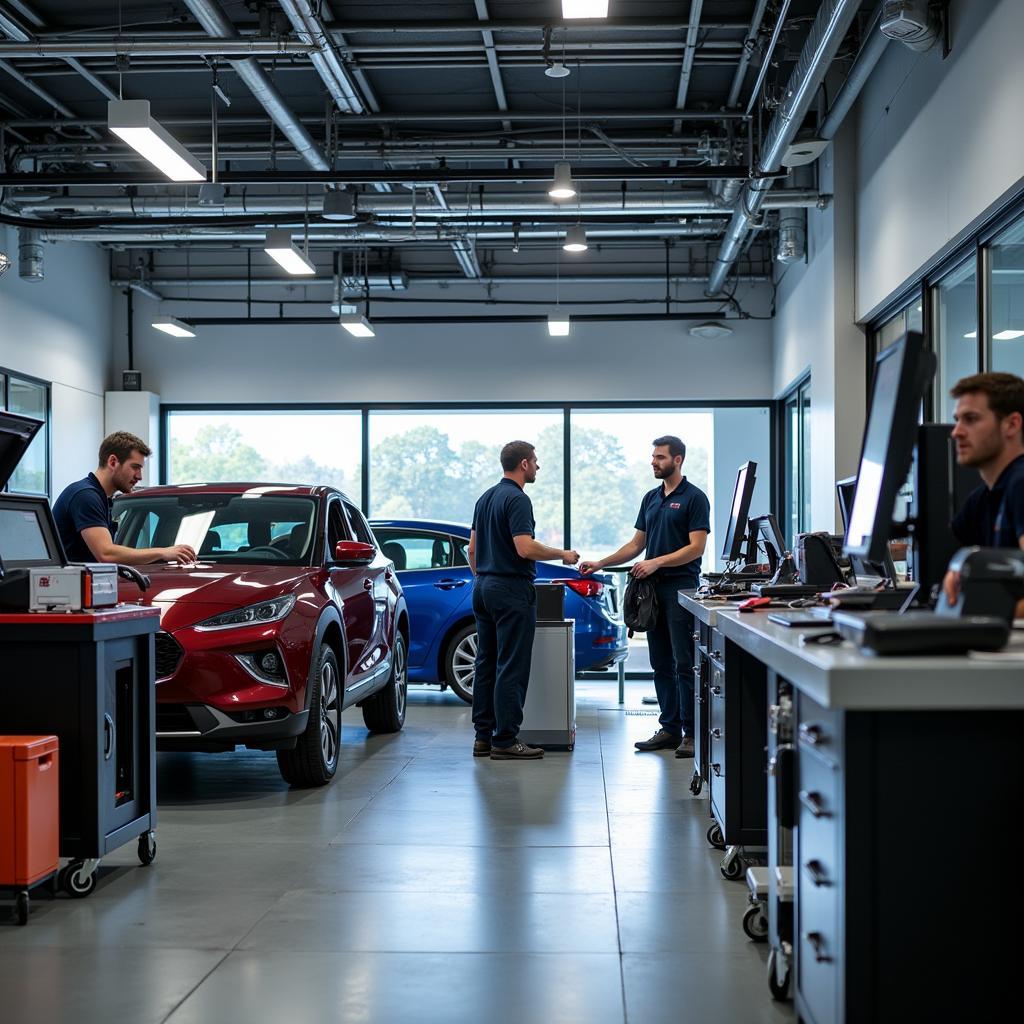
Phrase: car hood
[{"left": 119, "top": 564, "right": 308, "bottom": 629}]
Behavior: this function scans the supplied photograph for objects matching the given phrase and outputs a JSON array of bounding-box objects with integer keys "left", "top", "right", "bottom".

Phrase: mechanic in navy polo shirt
[
  {"left": 942, "top": 373, "right": 1024, "bottom": 610},
  {"left": 581, "top": 435, "right": 710, "bottom": 757},
  {"left": 52, "top": 431, "right": 195, "bottom": 566},
  {"left": 467, "top": 440, "right": 579, "bottom": 761}
]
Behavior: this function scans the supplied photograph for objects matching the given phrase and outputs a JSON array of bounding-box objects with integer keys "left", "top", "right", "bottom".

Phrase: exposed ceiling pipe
[
  {"left": 707, "top": 0, "right": 862, "bottom": 296},
  {"left": 319, "top": 18, "right": 746, "bottom": 33},
  {"left": 820, "top": 5, "right": 890, "bottom": 140},
  {"left": 11, "top": 189, "right": 825, "bottom": 218},
  {"left": 182, "top": 0, "right": 329, "bottom": 171},
  {"left": 276, "top": 1, "right": 364, "bottom": 114},
  {"left": 726, "top": 0, "right": 770, "bottom": 108},
  {"left": 674, "top": 0, "right": 704, "bottom": 113},
  {"left": 0, "top": 39, "right": 314, "bottom": 56}
]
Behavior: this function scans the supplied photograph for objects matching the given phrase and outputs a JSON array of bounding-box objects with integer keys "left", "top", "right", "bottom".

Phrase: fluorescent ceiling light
[
  {"left": 563, "top": 223, "right": 588, "bottom": 253},
  {"left": 108, "top": 99, "right": 205, "bottom": 183},
  {"left": 264, "top": 229, "right": 316, "bottom": 276},
  {"left": 688, "top": 321, "right": 734, "bottom": 340},
  {"left": 548, "top": 311, "right": 570, "bottom": 337},
  {"left": 562, "top": 1, "right": 609, "bottom": 18},
  {"left": 152, "top": 315, "right": 196, "bottom": 338},
  {"left": 548, "top": 161, "right": 577, "bottom": 200},
  {"left": 994, "top": 329, "right": 1024, "bottom": 341},
  {"left": 963, "top": 330, "right": 977, "bottom": 338},
  {"left": 340, "top": 313, "right": 375, "bottom": 338}
]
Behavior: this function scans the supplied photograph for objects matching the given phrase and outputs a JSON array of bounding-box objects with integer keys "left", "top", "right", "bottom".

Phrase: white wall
[
  {"left": 857, "top": 0, "right": 1024, "bottom": 319},
  {"left": 122, "top": 282, "right": 775, "bottom": 405},
  {"left": 0, "top": 228, "right": 113, "bottom": 493}
]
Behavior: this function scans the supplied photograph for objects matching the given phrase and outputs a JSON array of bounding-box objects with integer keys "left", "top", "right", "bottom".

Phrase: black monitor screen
[
  {"left": 844, "top": 332, "right": 934, "bottom": 563},
  {"left": 720, "top": 461, "right": 757, "bottom": 562},
  {"left": 0, "top": 498, "right": 63, "bottom": 568},
  {"left": 836, "top": 477, "right": 856, "bottom": 533}
]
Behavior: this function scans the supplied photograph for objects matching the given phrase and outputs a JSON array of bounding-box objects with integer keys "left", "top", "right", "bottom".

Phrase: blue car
[{"left": 369, "top": 519, "right": 629, "bottom": 704}]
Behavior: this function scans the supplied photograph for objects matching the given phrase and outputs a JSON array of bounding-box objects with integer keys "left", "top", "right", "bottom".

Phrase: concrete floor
[{"left": 1, "top": 683, "right": 794, "bottom": 1024}]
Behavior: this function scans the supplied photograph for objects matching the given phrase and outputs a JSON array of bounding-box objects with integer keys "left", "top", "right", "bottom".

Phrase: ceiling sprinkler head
[{"left": 545, "top": 61, "right": 571, "bottom": 78}]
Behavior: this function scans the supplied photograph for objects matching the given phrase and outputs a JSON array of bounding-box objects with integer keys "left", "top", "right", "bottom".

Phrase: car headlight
[{"left": 195, "top": 594, "right": 296, "bottom": 631}]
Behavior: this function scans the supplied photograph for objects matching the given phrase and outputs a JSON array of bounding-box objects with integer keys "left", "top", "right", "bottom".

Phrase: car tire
[
  {"left": 362, "top": 632, "right": 408, "bottom": 733},
  {"left": 276, "top": 644, "right": 341, "bottom": 787},
  {"left": 444, "top": 623, "right": 477, "bottom": 705}
]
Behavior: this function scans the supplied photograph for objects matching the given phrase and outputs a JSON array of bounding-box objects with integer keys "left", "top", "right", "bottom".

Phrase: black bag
[{"left": 623, "top": 575, "right": 659, "bottom": 637}]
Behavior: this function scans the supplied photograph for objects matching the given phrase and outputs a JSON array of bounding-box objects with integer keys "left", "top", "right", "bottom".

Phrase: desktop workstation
[{"left": 682, "top": 331, "right": 1024, "bottom": 1021}]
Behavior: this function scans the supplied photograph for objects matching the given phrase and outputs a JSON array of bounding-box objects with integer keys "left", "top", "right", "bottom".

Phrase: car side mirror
[{"left": 332, "top": 540, "right": 375, "bottom": 565}]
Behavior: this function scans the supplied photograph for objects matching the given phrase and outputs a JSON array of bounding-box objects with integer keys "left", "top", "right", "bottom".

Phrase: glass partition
[{"left": 988, "top": 215, "right": 1024, "bottom": 376}]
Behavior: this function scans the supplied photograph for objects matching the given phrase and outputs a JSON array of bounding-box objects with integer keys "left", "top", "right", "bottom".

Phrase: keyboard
[{"left": 752, "top": 583, "right": 820, "bottom": 598}]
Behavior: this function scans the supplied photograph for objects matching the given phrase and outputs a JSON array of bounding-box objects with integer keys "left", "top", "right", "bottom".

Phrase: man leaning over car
[{"left": 52, "top": 431, "right": 195, "bottom": 565}]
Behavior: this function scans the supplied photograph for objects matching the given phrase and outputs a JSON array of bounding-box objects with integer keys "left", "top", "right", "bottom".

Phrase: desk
[{"left": 680, "top": 593, "right": 1023, "bottom": 1023}]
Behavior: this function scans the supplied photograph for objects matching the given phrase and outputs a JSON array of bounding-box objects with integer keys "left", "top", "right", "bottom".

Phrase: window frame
[{"left": 776, "top": 373, "right": 811, "bottom": 550}]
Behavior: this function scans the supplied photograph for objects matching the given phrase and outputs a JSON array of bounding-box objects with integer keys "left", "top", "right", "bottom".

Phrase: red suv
[{"left": 113, "top": 484, "right": 408, "bottom": 787}]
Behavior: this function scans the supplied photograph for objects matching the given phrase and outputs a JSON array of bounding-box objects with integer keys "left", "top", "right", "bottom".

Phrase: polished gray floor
[{"left": 1, "top": 683, "right": 794, "bottom": 1024}]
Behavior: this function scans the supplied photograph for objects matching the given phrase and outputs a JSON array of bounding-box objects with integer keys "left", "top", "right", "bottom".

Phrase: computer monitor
[
  {"left": 836, "top": 476, "right": 897, "bottom": 582},
  {"left": 844, "top": 331, "right": 936, "bottom": 563},
  {"left": 720, "top": 461, "right": 757, "bottom": 563},
  {"left": 749, "top": 513, "right": 785, "bottom": 573},
  {"left": 0, "top": 497, "right": 64, "bottom": 570}
]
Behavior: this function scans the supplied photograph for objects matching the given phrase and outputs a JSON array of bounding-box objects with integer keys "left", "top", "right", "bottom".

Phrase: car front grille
[
  {"left": 155, "top": 703, "right": 196, "bottom": 733},
  {"left": 155, "top": 631, "right": 184, "bottom": 679}
]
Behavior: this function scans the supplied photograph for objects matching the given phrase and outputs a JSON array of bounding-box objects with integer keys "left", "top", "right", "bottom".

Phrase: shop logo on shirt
[{"left": 670, "top": 503, "right": 681, "bottom": 509}]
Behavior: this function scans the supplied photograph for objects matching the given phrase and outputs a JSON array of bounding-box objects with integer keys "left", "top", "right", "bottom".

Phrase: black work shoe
[
  {"left": 490, "top": 741, "right": 544, "bottom": 760},
  {"left": 635, "top": 729, "right": 681, "bottom": 751},
  {"left": 473, "top": 740, "right": 492, "bottom": 757},
  {"left": 674, "top": 736, "right": 695, "bottom": 758}
]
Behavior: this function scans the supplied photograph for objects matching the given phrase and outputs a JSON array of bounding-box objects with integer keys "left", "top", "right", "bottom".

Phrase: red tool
[{"left": 738, "top": 596, "right": 773, "bottom": 612}]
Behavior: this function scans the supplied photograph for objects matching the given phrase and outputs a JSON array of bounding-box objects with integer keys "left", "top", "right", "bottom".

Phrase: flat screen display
[
  {"left": 0, "top": 506, "right": 52, "bottom": 563},
  {"left": 720, "top": 461, "right": 757, "bottom": 561}
]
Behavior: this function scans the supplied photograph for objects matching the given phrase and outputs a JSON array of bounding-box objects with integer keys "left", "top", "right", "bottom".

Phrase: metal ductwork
[
  {"left": 277, "top": 0, "right": 364, "bottom": 114},
  {"left": 880, "top": 1, "right": 940, "bottom": 52},
  {"left": 18, "top": 227, "right": 43, "bottom": 281},
  {"left": 820, "top": 5, "right": 891, "bottom": 140},
  {"left": 776, "top": 212, "right": 806, "bottom": 264},
  {"left": 707, "top": 0, "right": 862, "bottom": 295},
  {"left": 182, "top": 0, "right": 329, "bottom": 171}
]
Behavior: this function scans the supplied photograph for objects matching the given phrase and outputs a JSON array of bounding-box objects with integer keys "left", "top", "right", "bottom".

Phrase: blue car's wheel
[{"left": 444, "top": 624, "right": 476, "bottom": 704}]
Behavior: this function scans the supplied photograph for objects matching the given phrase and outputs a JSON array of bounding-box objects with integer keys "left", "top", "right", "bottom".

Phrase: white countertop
[{"left": 679, "top": 591, "right": 1024, "bottom": 710}]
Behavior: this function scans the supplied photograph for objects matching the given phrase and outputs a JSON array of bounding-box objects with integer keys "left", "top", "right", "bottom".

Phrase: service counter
[{"left": 680, "top": 591, "right": 1023, "bottom": 1023}]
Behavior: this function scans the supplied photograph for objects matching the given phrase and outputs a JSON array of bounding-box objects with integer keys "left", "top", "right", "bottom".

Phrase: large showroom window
[
  {"left": 1, "top": 369, "right": 49, "bottom": 495},
  {"left": 988, "top": 214, "right": 1024, "bottom": 376},
  {"left": 367, "top": 409, "right": 565, "bottom": 542},
  {"left": 165, "top": 409, "right": 362, "bottom": 495},
  {"left": 779, "top": 379, "right": 811, "bottom": 549},
  {"left": 933, "top": 259, "right": 979, "bottom": 415}
]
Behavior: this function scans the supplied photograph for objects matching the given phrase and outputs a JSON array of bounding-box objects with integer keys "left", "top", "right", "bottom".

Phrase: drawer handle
[
  {"left": 711, "top": 762, "right": 722, "bottom": 777},
  {"left": 711, "top": 685, "right": 723, "bottom": 697},
  {"left": 805, "top": 931, "right": 833, "bottom": 963},
  {"left": 103, "top": 713, "right": 114, "bottom": 761},
  {"left": 711, "top": 728, "right": 723, "bottom": 740},
  {"left": 799, "top": 722, "right": 827, "bottom": 746},
  {"left": 799, "top": 790, "right": 831, "bottom": 818},
  {"left": 804, "top": 859, "right": 831, "bottom": 887}
]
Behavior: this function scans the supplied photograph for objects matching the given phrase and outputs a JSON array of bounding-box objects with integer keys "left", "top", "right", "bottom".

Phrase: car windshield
[{"left": 114, "top": 493, "right": 318, "bottom": 565}]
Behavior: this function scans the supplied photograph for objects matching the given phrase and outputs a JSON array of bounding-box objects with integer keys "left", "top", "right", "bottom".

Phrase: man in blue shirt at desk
[
  {"left": 942, "top": 373, "right": 1024, "bottom": 609},
  {"left": 581, "top": 435, "right": 710, "bottom": 757},
  {"left": 468, "top": 441, "right": 579, "bottom": 761},
  {"left": 52, "top": 431, "right": 195, "bottom": 566}
]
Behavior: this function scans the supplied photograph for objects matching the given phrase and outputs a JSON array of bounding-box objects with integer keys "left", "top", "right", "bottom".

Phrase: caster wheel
[
  {"left": 706, "top": 823, "right": 725, "bottom": 850},
  {"left": 15, "top": 891, "right": 29, "bottom": 926},
  {"left": 63, "top": 860, "right": 97, "bottom": 898},
  {"left": 138, "top": 832, "right": 157, "bottom": 866},
  {"left": 767, "top": 947, "right": 791, "bottom": 1001},
  {"left": 742, "top": 904, "right": 769, "bottom": 942},
  {"left": 689, "top": 773, "right": 703, "bottom": 796},
  {"left": 721, "top": 854, "right": 744, "bottom": 881}
]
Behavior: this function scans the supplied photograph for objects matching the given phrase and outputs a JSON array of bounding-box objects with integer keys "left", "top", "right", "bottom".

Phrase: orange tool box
[{"left": 0, "top": 735, "right": 60, "bottom": 888}]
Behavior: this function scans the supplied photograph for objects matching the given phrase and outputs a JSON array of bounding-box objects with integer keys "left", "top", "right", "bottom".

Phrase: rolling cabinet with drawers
[
  {"left": 703, "top": 631, "right": 768, "bottom": 880},
  {"left": 793, "top": 694, "right": 1022, "bottom": 1024}
]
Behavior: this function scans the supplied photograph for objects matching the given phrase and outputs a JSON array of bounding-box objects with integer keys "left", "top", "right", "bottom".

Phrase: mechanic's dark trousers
[
  {"left": 646, "top": 577, "right": 696, "bottom": 738},
  {"left": 472, "top": 575, "right": 537, "bottom": 748}
]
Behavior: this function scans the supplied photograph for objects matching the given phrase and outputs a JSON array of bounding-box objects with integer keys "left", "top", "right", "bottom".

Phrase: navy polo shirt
[
  {"left": 52, "top": 472, "right": 114, "bottom": 563},
  {"left": 634, "top": 477, "right": 711, "bottom": 583},
  {"left": 472, "top": 478, "right": 536, "bottom": 578},
  {"left": 952, "top": 454, "right": 1024, "bottom": 550}
]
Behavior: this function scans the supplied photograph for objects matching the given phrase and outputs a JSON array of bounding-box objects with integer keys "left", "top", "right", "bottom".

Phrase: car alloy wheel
[
  {"left": 393, "top": 633, "right": 407, "bottom": 718},
  {"left": 444, "top": 624, "right": 477, "bottom": 704},
  {"left": 319, "top": 654, "right": 341, "bottom": 771}
]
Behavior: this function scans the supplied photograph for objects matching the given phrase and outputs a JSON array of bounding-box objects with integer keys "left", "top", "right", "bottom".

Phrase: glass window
[
  {"left": 368, "top": 409, "right": 565, "bottom": 544},
  {"left": 166, "top": 410, "right": 362, "bottom": 498},
  {"left": 114, "top": 492, "right": 317, "bottom": 564},
  {"left": 2, "top": 374, "right": 48, "bottom": 495},
  {"left": 781, "top": 378, "right": 811, "bottom": 549},
  {"left": 327, "top": 500, "right": 351, "bottom": 551},
  {"left": 344, "top": 502, "right": 376, "bottom": 545},
  {"left": 933, "top": 260, "right": 978, "bottom": 416},
  {"left": 988, "top": 215, "right": 1024, "bottom": 375},
  {"left": 372, "top": 528, "right": 454, "bottom": 571}
]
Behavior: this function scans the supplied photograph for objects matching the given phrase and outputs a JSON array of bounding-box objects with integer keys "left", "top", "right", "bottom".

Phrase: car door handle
[{"left": 434, "top": 578, "right": 468, "bottom": 589}]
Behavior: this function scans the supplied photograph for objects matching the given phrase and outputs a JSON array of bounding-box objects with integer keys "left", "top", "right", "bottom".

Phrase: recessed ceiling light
[
  {"left": 152, "top": 315, "right": 196, "bottom": 338},
  {"left": 548, "top": 311, "right": 570, "bottom": 336},
  {"left": 993, "top": 329, "right": 1024, "bottom": 341},
  {"left": 963, "top": 330, "right": 977, "bottom": 339},
  {"left": 563, "top": 223, "right": 588, "bottom": 253},
  {"left": 688, "top": 321, "right": 734, "bottom": 340},
  {"left": 562, "top": 1, "right": 609, "bottom": 18},
  {"left": 264, "top": 229, "right": 316, "bottom": 276},
  {"left": 548, "top": 162, "right": 577, "bottom": 201},
  {"left": 108, "top": 99, "right": 205, "bottom": 183}
]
